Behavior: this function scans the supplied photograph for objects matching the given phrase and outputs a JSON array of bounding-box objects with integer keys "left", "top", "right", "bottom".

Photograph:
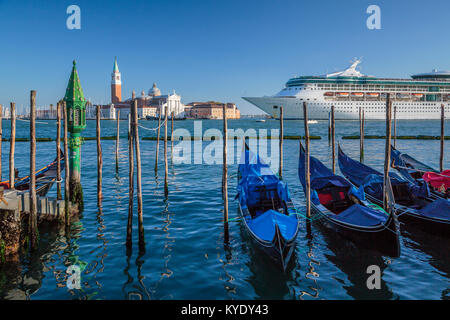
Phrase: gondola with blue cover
[
  {"left": 338, "top": 146, "right": 450, "bottom": 237},
  {"left": 298, "top": 143, "right": 400, "bottom": 257},
  {"left": 236, "top": 144, "right": 300, "bottom": 271},
  {"left": 391, "top": 145, "right": 449, "bottom": 199}
]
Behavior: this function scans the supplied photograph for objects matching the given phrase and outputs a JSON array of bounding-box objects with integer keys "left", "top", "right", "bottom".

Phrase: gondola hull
[
  {"left": 365, "top": 193, "right": 450, "bottom": 237},
  {"left": 238, "top": 204, "right": 297, "bottom": 271},
  {"left": 1, "top": 154, "right": 64, "bottom": 197},
  {"left": 236, "top": 143, "right": 300, "bottom": 272},
  {"left": 391, "top": 146, "right": 448, "bottom": 199},
  {"left": 310, "top": 203, "right": 400, "bottom": 257},
  {"left": 298, "top": 143, "right": 401, "bottom": 257},
  {"left": 339, "top": 146, "right": 450, "bottom": 238}
]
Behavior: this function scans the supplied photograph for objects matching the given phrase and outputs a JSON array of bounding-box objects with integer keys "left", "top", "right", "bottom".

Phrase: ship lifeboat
[
  {"left": 412, "top": 93, "right": 424, "bottom": 98},
  {"left": 324, "top": 92, "right": 334, "bottom": 96},
  {"left": 351, "top": 92, "right": 364, "bottom": 97},
  {"left": 366, "top": 92, "right": 379, "bottom": 97},
  {"left": 336, "top": 92, "right": 349, "bottom": 97}
]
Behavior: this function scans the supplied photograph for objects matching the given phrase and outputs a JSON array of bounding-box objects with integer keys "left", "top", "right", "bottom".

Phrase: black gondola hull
[
  {"left": 311, "top": 204, "right": 401, "bottom": 257},
  {"left": 238, "top": 205, "right": 298, "bottom": 271},
  {"left": 365, "top": 194, "right": 450, "bottom": 237}
]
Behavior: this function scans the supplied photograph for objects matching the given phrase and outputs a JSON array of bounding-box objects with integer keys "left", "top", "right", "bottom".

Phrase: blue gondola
[
  {"left": 236, "top": 144, "right": 300, "bottom": 271},
  {"left": 338, "top": 146, "right": 450, "bottom": 237},
  {"left": 391, "top": 145, "right": 448, "bottom": 199},
  {"left": 298, "top": 143, "right": 400, "bottom": 257}
]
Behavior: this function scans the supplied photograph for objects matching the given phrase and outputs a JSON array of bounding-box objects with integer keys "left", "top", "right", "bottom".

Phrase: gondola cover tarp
[
  {"left": 334, "top": 204, "right": 388, "bottom": 226},
  {"left": 246, "top": 209, "right": 298, "bottom": 241}
]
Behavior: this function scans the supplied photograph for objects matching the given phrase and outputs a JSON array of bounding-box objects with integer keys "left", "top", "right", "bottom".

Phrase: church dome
[{"left": 149, "top": 83, "right": 161, "bottom": 96}]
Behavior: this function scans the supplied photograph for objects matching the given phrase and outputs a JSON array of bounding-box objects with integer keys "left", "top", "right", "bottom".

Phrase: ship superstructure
[{"left": 243, "top": 60, "right": 450, "bottom": 119}]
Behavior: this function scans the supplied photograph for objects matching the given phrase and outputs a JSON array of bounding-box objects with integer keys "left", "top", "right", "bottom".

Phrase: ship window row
[{"left": 315, "top": 84, "right": 450, "bottom": 92}]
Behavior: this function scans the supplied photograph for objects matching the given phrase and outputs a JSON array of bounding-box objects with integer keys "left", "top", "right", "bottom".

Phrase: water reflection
[
  {"left": 0, "top": 221, "right": 86, "bottom": 300},
  {"left": 401, "top": 225, "right": 450, "bottom": 278},
  {"left": 239, "top": 223, "right": 295, "bottom": 299},
  {"left": 298, "top": 236, "right": 321, "bottom": 300},
  {"left": 319, "top": 226, "right": 396, "bottom": 300}
]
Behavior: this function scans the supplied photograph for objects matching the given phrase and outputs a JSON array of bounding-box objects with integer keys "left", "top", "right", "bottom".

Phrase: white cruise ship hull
[{"left": 243, "top": 97, "right": 450, "bottom": 120}]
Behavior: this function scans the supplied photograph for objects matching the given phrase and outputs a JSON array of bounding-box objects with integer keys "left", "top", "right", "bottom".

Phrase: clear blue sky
[{"left": 1, "top": 0, "right": 450, "bottom": 114}]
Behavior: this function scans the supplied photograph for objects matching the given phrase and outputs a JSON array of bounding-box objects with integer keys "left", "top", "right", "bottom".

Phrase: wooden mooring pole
[
  {"left": 328, "top": 111, "right": 331, "bottom": 144},
  {"left": 164, "top": 105, "right": 169, "bottom": 197},
  {"left": 331, "top": 105, "right": 335, "bottom": 174},
  {"left": 63, "top": 102, "right": 70, "bottom": 226},
  {"left": 116, "top": 110, "right": 120, "bottom": 170},
  {"left": 29, "top": 90, "right": 38, "bottom": 250},
  {"left": 171, "top": 111, "right": 174, "bottom": 160},
  {"left": 0, "top": 105, "right": 2, "bottom": 181},
  {"left": 383, "top": 94, "right": 392, "bottom": 212},
  {"left": 96, "top": 105, "right": 103, "bottom": 206},
  {"left": 155, "top": 109, "right": 162, "bottom": 173},
  {"left": 303, "top": 102, "right": 311, "bottom": 219},
  {"left": 393, "top": 104, "right": 397, "bottom": 148},
  {"left": 133, "top": 99, "right": 145, "bottom": 248},
  {"left": 223, "top": 104, "right": 229, "bottom": 243},
  {"left": 441, "top": 104, "right": 445, "bottom": 172},
  {"left": 56, "top": 102, "right": 62, "bottom": 200},
  {"left": 279, "top": 106, "right": 283, "bottom": 179},
  {"left": 126, "top": 101, "right": 135, "bottom": 248},
  {"left": 359, "top": 106, "right": 364, "bottom": 163},
  {"left": 9, "top": 102, "right": 16, "bottom": 189}
]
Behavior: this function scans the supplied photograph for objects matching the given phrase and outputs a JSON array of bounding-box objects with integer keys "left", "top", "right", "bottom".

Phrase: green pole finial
[{"left": 64, "top": 60, "right": 87, "bottom": 212}]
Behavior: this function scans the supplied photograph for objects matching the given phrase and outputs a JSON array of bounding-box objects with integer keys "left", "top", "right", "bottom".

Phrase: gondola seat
[
  {"left": 392, "top": 182, "right": 414, "bottom": 205},
  {"left": 318, "top": 186, "right": 352, "bottom": 213}
]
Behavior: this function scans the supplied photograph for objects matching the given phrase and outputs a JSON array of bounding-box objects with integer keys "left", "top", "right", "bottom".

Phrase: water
[{"left": 0, "top": 119, "right": 449, "bottom": 300}]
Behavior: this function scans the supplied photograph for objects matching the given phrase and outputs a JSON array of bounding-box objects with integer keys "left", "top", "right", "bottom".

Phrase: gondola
[
  {"left": 298, "top": 143, "right": 400, "bottom": 257},
  {"left": 236, "top": 143, "right": 300, "bottom": 271},
  {"left": 391, "top": 145, "right": 449, "bottom": 199},
  {"left": 338, "top": 146, "right": 450, "bottom": 237},
  {"left": 0, "top": 153, "right": 64, "bottom": 197}
]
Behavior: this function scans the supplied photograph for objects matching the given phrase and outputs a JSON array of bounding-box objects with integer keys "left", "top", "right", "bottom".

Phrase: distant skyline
[{"left": 1, "top": 0, "right": 450, "bottom": 114}]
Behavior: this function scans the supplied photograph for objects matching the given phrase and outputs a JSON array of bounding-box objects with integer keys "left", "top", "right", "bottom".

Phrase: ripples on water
[{"left": 0, "top": 119, "right": 448, "bottom": 300}]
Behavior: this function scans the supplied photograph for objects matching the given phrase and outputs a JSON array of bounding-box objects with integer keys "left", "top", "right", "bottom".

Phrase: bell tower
[{"left": 111, "top": 56, "right": 122, "bottom": 104}]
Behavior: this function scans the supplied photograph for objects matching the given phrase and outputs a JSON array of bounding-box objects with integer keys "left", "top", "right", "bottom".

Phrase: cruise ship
[{"left": 243, "top": 60, "right": 450, "bottom": 120}]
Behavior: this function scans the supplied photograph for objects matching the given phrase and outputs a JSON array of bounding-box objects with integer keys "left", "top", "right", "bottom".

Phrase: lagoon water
[{"left": 0, "top": 118, "right": 449, "bottom": 300}]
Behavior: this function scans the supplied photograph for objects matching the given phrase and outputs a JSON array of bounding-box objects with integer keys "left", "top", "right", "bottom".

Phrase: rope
[
  {"left": 138, "top": 120, "right": 165, "bottom": 132},
  {"left": 17, "top": 118, "right": 49, "bottom": 125},
  {"left": 366, "top": 203, "right": 389, "bottom": 216}
]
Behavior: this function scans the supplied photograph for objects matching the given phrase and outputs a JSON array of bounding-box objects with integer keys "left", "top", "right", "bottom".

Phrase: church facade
[{"left": 94, "top": 57, "right": 186, "bottom": 119}]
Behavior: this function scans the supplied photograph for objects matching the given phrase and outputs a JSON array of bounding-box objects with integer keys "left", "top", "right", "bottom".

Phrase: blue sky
[{"left": 1, "top": 0, "right": 450, "bottom": 114}]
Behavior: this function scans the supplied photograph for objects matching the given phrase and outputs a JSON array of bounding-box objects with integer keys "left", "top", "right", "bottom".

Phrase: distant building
[
  {"left": 111, "top": 57, "right": 122, "bottom": 104},
  {"left": 95, "top": 57, "right": 185, "bottom": 119},
  {"left": 184, "top": 102, "right": 240, "bottom": 119}
]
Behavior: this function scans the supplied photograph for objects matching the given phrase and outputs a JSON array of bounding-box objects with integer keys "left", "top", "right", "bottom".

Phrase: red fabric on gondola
[
  {"left": 423, "top": 170, "right": 450, "bottom": 192},
  {"left": 318, "top": 193, "right": 333, "bottom": 205}
]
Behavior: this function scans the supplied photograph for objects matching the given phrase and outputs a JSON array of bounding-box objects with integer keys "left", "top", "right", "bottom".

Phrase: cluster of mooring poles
[
  {"left": 0, "top": 87, "right": 80, "bottom": 257},
  {"left": 122, "top": 93, "right": 173, "bottom": 251},
  {"left": 124, "top": 98, "right": 145, "bottom": 250}
]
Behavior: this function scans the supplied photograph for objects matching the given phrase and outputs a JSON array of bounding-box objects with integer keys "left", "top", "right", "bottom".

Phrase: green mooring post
[{"left": 63, "top": 60, "right": 87, "bottom": 211}]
